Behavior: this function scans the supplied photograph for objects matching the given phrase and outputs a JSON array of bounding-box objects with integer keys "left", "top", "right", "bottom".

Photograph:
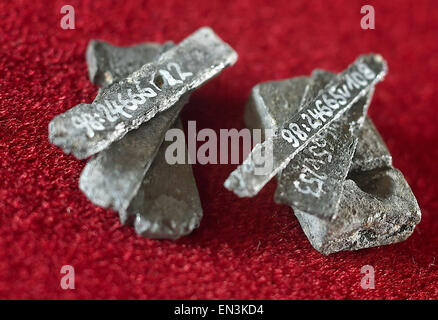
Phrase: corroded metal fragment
[
  {"left": 243, "top": 63, "right": 420, "bottom": 254},
  {"left": 49, "top": 27, "right": 238, "bottom": 159},
  {"left": 350, "top": 116, "right": 393, "bottom": 172},
  {"left": 81, "top": 40, "right": 203, "bottom": 238},
  {"left": 296, "top": 168, "right": 421, "bottom": 255},
  {"left": 79, "top": 98, "right": 186, "bottom": 222},
  {"left": 128, "top": 119, "right": 203, "bottom": 239},
  {"left": 245, "top": 71, "right": 371, "bottom": 219},
  {"left": 225, "top": 54, "right": 388, "bottom": 197},
  {"left": 274, "top": 70, "right": 372, "bottom": 219},
  {"left": 244, "top": 76, "right": 309, "bottom": 135}
]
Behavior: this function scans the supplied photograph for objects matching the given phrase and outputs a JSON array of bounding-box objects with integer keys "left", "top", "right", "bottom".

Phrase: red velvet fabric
[{"left": 0, "top": 0, "right": 437, "bottom": 299}]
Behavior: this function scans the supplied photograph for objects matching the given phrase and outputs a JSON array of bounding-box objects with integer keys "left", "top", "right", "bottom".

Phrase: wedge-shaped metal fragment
[
  {"left": 294, "top": 118, "right": 417, "bottom": 255},
  {"left": 81, "top": 40, "right": 202, "bottom": 238},
  {"left": 245, "top": 70, "right": 379, "bottom": 220},
  {"left": 350, "top": 116, "right": 393, "bottom": 171},
  {"left": 49, "top": 27, "right": 238, "bottom": 159},
  {"left": 79, "top": 98, "right": 186, "bottom": 222},
  {"left": 290, "top": 69, "right": 393, "bottom": 175},
  {"left": 244, "top": 76, "right": 309, "bottom": 135},
  {"left": 86, "top": 40, "right": 174, "bottom": 87},
  {"left": 225, "top": 54, "right": 388, "bottom": 197},
  {"left": 296, "top": 168, "right": 421, "bottom": 255},
  {"left": 128, "top": 119, "right": 203, "bottom": 239},
  {"left": 244, "top": 66, "right": 420, "bottom": 254},
  {"left": 274, "top": 70, "right": 372, "bottom": 219}
]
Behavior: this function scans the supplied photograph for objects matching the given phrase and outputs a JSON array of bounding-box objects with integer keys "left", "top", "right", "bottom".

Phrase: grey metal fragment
[
  {"left": 244, "top": 76, "right": 309, "bottom": 136},
  {"left": 296, "top": 167, "right": 421, "bottom": 255},
  {"left": 79, "top": 96, "right": 187, "bottom": 223},
  {"left": 245, "top": 72, "right": 371, "bottom": 219},
  {"left": 49, "top": 27, "right": 238, "bottom": 159},
  {"left": 81, "top": 40, "right": 203, "bottom": 239},
  {"left": 128, "top": 119, "right": 203, "bottom": 239},
  {"left": 297, "top": 69, "right": 393, "bottom": 173},
  {"left": 243, "top": 64, "right": 420, "bottom": 254},
  {"left": 86, "top": 40, "right": 174, "bottom": 87},
  {"left": 299, "top": 69, "right": 335, "bottom": 107},
  {"left": 274, "top": 70, "right": 372, "bottom": 219},
  {"left": 244, "top": 73, "right": 388, "bottom": 172},
  {"left": 350, "top": 117, "right": 393, "bottom": 172},
  {"left": 225, "top": 54, "right": 388, "bottom": 197}
]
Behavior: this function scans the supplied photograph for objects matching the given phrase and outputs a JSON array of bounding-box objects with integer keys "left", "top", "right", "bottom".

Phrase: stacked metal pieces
[
  {"left": 49, "top": 27, "right": 238, "bottom": 239},
  {"left": 228, "top": 56, "right": 421, "bottom": 254}
]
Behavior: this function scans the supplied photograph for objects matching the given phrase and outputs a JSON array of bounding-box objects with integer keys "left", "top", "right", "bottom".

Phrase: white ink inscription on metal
[
  {"left": 224, "top": 55, "right": 387, "bottom": 197},
  {"left": 293, "top": 125, "right": 339, "bottom": 198},
  {"left": 280, "top": 63, "right": 375, "bottom": 148},
  {"left": 72, "top": 62, "right": 192, "bottom": 138}
]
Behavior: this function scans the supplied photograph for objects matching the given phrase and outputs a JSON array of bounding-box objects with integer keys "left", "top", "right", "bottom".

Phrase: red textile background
[{"left": 0, "top": 0, "right": 437, "bottom": 300}]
